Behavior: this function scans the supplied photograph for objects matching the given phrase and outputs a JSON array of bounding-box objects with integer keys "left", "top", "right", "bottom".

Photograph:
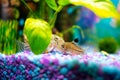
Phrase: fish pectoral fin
[
  {"left": 44, "top": 50, "right": 49, "bottom": 54},
  {"left": 72, "top": 48, "right": 84, "bottom": 53}
]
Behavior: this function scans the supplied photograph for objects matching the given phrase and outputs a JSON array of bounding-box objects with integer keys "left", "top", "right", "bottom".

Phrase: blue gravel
[{"left": 0, "top": 51, "right": 120, "bottom": 80}]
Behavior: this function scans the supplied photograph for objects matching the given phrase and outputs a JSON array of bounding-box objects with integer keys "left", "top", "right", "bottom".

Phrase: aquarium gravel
[{"left": 0, "top": 50, "right": 120, "bottom": 80}]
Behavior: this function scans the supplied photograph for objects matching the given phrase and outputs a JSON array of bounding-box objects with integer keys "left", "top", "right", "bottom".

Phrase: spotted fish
[
  {"left": 16, "top": 34, "right": 84, "bottom": 55},
  {"left": 47, "top": 35, "right": 84, "bottom": 55}
]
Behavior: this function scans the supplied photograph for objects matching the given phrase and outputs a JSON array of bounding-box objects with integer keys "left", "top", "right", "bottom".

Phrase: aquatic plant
[
  {"left": 98, "top": 37, "right": 118, "bottom": 53},
  {"left": 61, "top": 25, "right": 85, "bottom": 44},
  {"left": 0, "top": 0, "right": 119, "bottom": 55},
  {"left": 0, "top": 20, "right": 18, "bottom": 54},
  {"left": 24, "top": 18, "right": 52, "bottom": 54},
  {"left": 25, "top": 0, "right": 119, "bottom": 54}
]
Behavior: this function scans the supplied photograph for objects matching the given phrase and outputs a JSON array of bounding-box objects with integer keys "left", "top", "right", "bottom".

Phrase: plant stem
[
  {"left": 49, "top": 6, "right": 63, "bottom": 29},
  {"left": 21, "top": 0, "right": 36, "bottom": 17},
  {"left": 0, "top": 20, "right": 18, "bottom": 55},
  {"left": 61, "top": 25, "right": 85, "bottom": 39}
]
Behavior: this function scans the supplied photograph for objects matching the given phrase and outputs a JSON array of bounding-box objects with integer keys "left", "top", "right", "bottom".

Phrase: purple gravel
[{"left": 0, "top": 51, "right": 120, "bottom": 80}]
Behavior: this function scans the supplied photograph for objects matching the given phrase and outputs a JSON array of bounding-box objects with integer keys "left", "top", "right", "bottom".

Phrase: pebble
[
  {"left": 59, "top": 67, "right": 68, "bottom": 75},
  {"left": 0, "top": 51, "right": 120, "bottom": 79}
]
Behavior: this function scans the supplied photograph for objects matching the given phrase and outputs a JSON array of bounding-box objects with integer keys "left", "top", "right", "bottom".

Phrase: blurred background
[{"left": 0, "top": 0, "right": 120, "bottom": 54}]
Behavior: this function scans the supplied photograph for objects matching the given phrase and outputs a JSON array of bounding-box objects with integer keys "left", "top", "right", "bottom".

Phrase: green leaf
[
  {"left": 70, "top": 0, "right": 119, "bottom": 18},
  {"left": 45, "top": 0, "right": 58, "bottom": 10},
  {"left": 24, "top": 18, "right": 52, "bottom": 55},
  {"left": 58, "top": 0, "right": 70, "bottom": 6}
]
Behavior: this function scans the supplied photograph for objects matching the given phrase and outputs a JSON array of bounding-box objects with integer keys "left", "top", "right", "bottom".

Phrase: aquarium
[{"left": 0, "top": 0, "right": 120, "bottom": 80}]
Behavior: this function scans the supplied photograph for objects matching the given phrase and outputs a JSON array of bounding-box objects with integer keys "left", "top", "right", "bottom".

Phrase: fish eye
[
  {"left": 54, "top": 37, "right": 58, "bottom": 41},
  {"left": 74, "top": 38, "right": 79, "bottom": 43}
]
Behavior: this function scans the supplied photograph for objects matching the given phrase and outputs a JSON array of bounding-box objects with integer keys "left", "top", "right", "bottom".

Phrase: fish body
[
  {"left": 16, "top": 40, "right": 30, "bottom": 52},
  {"left": 17, "top": 34, "right": 84, "bottom": 55},
  {"left": 16, "top": 35, "right": 30, "bottom": 52},
  {"left": 62, "top": 42, "right": 84, "bottom": 55}
]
